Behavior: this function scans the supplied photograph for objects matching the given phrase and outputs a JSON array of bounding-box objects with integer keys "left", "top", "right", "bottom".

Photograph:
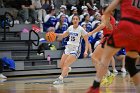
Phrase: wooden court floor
[{"left": 0, "top": 73, "right": 136, "bottom": 93}]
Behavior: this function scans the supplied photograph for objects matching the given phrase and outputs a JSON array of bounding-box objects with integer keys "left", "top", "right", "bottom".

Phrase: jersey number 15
[{"left": 70, "top": 36, "right": 75, "bottom": 41}]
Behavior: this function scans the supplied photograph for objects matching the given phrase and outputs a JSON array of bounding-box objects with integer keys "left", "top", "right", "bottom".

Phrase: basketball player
[
  {"left": 53, "top": 15, "right": 89, "bottom": 85},
  {"left": 87, "top": 0, "right": 140, "bottom": 93},
  {"left": 88, "top": 5, "right": 117, "bottom": 82}
]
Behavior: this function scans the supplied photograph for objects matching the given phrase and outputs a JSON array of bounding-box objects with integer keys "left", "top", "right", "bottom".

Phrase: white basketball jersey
[{"left": 66, "top": 25, "right": 87, "bottom": 46}]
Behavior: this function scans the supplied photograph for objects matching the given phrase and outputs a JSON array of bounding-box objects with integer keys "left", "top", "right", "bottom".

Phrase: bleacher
[{"left": 0, "top": 23, "right": 127, "bottom": 76}]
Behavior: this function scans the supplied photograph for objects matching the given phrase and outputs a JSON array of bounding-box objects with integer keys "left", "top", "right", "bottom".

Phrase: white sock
[
  {"left": 106, "top": 70, "right": 111, "bottom": 76},
  {"left": 94, "top": 77, "right": 101, "bottom": 82},
  {"left": 68, "top": 67, "right": 72, "bottom": 72},
  {"left": 58, "top": 75, "right": 63, "bottom": 80}
]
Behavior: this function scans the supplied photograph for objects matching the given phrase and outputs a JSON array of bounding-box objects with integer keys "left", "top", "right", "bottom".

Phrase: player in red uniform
[
  {"left": 87, "top": 0, "right": 140, "bottom": 93},
  {"left": 88, "top": 5, "right": 116, "bottom": 77}
]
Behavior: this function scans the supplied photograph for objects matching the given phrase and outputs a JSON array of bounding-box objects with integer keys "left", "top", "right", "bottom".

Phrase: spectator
[
  {"left": 81, "top": 14, "right": 92, "bottom": 32},
  {"left": 56, "top": 5, "right": 69, "bottom": 24},
  {"left": 55, "top": 14, "right": 68, "bottom": 33},
  {"left": 0, "top": 59, "right": 7, "bottom": 79},
  {"left": 41, "top": 0, "right": 51, "bottom": 13},
  {"left": 19, "top": 0, "right": 38, "bottom": 24},
  {"left": 43, "top": 7, "right": 57, "bottom": 31},
  {"left": 32, "top": 0, "right": 47, "bottom": 23},
  {"left": 81, "top": 23, "right": 93, "bottom": 57},
  {"left": 115, "top": 48, "right": 127, "bottom": 73},
  {"left": 79, "top": 0, "right": 95, "bottom": 15},
  {"left": 91, "top": 12, "right": 101, "bottom": 29},
  {"left": 80, "top": 6, "right": 89, "bottom": 22},
  {"left": 55, "top": 14, "right": 69, "bottom": 47},
  {"left": 68, "top": 6, "right": 78, "bottom": 23},
  {"left": 53, "top": 0, "right": 64, "bottom": 13},
  {"left": 64, "top": 0, "right": 79, "bottom": 13},
  {"left": 0, "top": 0, "right": 4, "bottom": 8}
]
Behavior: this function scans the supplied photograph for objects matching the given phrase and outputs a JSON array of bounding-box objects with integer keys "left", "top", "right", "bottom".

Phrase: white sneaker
[
  {"left": 37, "top": 53, "right": 44, "bottom": 56},
  {"left": 106, "top": 70, "right": 111, "bottom": 76},
  {"left": 25, "top": 20, "right": 30, "bottom": 24},
  {"left": 53, "top": 78, "right": 64, "bottom": 85},
  {"left": 121, "top": 68, "right": 127, "bottom": 73},
  {"left": 89, "top": 53, "right": 92, "bottom": 57},
  {"left": 65, "top": 67, "right": 72, "bottom": 77},
  {"left": 68, "top": 67, "right": 72, "bottom": 72},
  {"left": 113, "top": 69, "right": 118, "bottom": 73},
  {"left": 0, "top": 79, "right": 7, "bottom": 82},
  {"left": 0, "top": 74, "right": 7, "bottom": 79},
  {"left": 35, "top": 21, "right": 39, "bottom": 24},
  {"left": 121, "top": 73, "right": 127, "bottom": 78}
]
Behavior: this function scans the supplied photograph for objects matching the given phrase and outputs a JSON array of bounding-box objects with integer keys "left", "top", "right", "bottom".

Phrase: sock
[
  {"left": 68, "top": 67, "right": 72, "bottom": 72},
  {"left": 58, "top": 75, "right": 63, "bottom": 80},
  {"left": 92, "top": 77, "right": 101, "bottom": 88},
  {"left": 92, "top": 80, "right": 100, "bottom": 88}
]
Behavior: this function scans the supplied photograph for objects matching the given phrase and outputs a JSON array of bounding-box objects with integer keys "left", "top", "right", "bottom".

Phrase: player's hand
[
  {"left": 84, "top": 51, "right": 88, "bottom": 58},
  {"left": 88, "top": 32, "right": 93, "bottom": 36}
]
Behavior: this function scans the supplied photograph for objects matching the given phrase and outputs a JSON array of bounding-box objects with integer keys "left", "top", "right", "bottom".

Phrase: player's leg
[
  {"left": 87, "top": 43, "right": 120, "bottom": 93},
  {"left": 53, "top": 55, "right": 77, "bottom": 85},
  {"left": 120, "top": 55, "right": 127, "bottom": 73},
  {"left": 96, "top": 44, "right": 119, "bottom": 82},
  {"left": 59, "top": 54, "right": 69, "bottom": 70},
  {"left": 125, "top": 51, "right": 140, "bottom": 93},
  {"left": 61, "top": 55, "right": 77, "bottom": 77},
  {"left": 111, "top": 57, "right": 118, "bottom": 73},
  {"left": 91, "top": 44, "right": 103, "bottom": 72}
]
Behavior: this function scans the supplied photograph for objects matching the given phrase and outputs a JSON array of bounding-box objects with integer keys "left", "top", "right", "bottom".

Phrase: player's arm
[
  {"left": 88, "top": 16, "right": 106, "bottom": 36},
  {"left": 103, "top": 0, "right": 121, "bottom": 28},
  {"left": 83, "top": 34, "right": 89, "bottom": 58},
  {"left": 56, "top": 31, "right": 69, "bottom": 41},
  {"left": 104, "top": 0, "right": 121, "bottom": 17}
]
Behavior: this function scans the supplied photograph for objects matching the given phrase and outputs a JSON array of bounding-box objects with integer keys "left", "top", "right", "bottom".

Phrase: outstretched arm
[
  {"left": 103, "top": 0, "right": 121, "bottom": 29},
  {"left": 88, "top": 16, "right": 106, "bottom": 36},
  {"left": 83, "top": 35, "right": 89, "bottom": 57},
  {"left": 56, "top": 31, "right": 69, "bottom": 41}
]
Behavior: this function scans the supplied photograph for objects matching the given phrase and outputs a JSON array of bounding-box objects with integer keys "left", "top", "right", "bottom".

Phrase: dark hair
[
  {"left": 82, "top": 14, "right": 89, "bottom": 22},
  {"left": 72, "top": 14, "right": 80, "bottom": 20},
  {"left": 47, "top": 6, "right": 55, "bottom": 14}
]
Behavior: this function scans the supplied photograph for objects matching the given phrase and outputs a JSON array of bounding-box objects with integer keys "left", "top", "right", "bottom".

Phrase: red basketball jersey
[
  {"left": 103, "top": 16, "right": 116, "bottom": 36},
  {"left": 121, "top": 0, "right": 140, "bottom": 21}
]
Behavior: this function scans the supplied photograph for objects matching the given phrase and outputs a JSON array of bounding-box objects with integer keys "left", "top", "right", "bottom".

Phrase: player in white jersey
[{"left": 53, "top": 15, "right": 89, "bottom": 85}]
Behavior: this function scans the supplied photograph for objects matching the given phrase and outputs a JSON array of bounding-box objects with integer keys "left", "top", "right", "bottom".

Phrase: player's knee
[
  {"left": 125, "top": 56, "right": 139, "bottom": 77},
  {"left": 92, "top": 57, "right": 99, "bottom": 62},
  {"left": 99, "top": 62, "right": 109, "bottom": 69},
  {"left": 62, "top": 66, "right": 69, "bottom": 71}
]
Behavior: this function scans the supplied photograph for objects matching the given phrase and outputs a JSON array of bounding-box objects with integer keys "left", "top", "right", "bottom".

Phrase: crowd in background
[
  {"left": 0, "top": 0, "right": 130, "bottom": 79},
  {"left": 0, "top": 0, "right": 121, "bottom": 58}
]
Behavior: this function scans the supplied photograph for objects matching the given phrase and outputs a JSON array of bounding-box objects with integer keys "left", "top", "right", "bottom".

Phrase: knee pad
[{"left": 125, "top": 56, "right": 139, "bottom": 77}]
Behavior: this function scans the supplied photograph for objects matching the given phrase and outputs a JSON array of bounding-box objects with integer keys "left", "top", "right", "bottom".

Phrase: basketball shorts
[
  {"left": 108, "top": 18, "right": 140, "bottom": 52},
  {"left": 64, "top": 44, "right": 81, "bottom": 58}
]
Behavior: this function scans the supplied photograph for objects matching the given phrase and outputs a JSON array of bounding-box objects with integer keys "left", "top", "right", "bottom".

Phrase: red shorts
[
  {"left": 100, "top": 34, "right": 110, "bottom": 48},
  {"left": 108, "top": 19, "right": 140, "bottom": 52}
]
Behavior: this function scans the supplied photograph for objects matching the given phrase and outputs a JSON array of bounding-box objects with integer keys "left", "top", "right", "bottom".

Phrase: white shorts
[{"left": 64, "top": 44, "right": 81, "bottom": 58}]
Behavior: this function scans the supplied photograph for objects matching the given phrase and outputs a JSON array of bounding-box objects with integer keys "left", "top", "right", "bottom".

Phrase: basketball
[{"left": 45, "top": 32, "right": 56, "bottom": 42}]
